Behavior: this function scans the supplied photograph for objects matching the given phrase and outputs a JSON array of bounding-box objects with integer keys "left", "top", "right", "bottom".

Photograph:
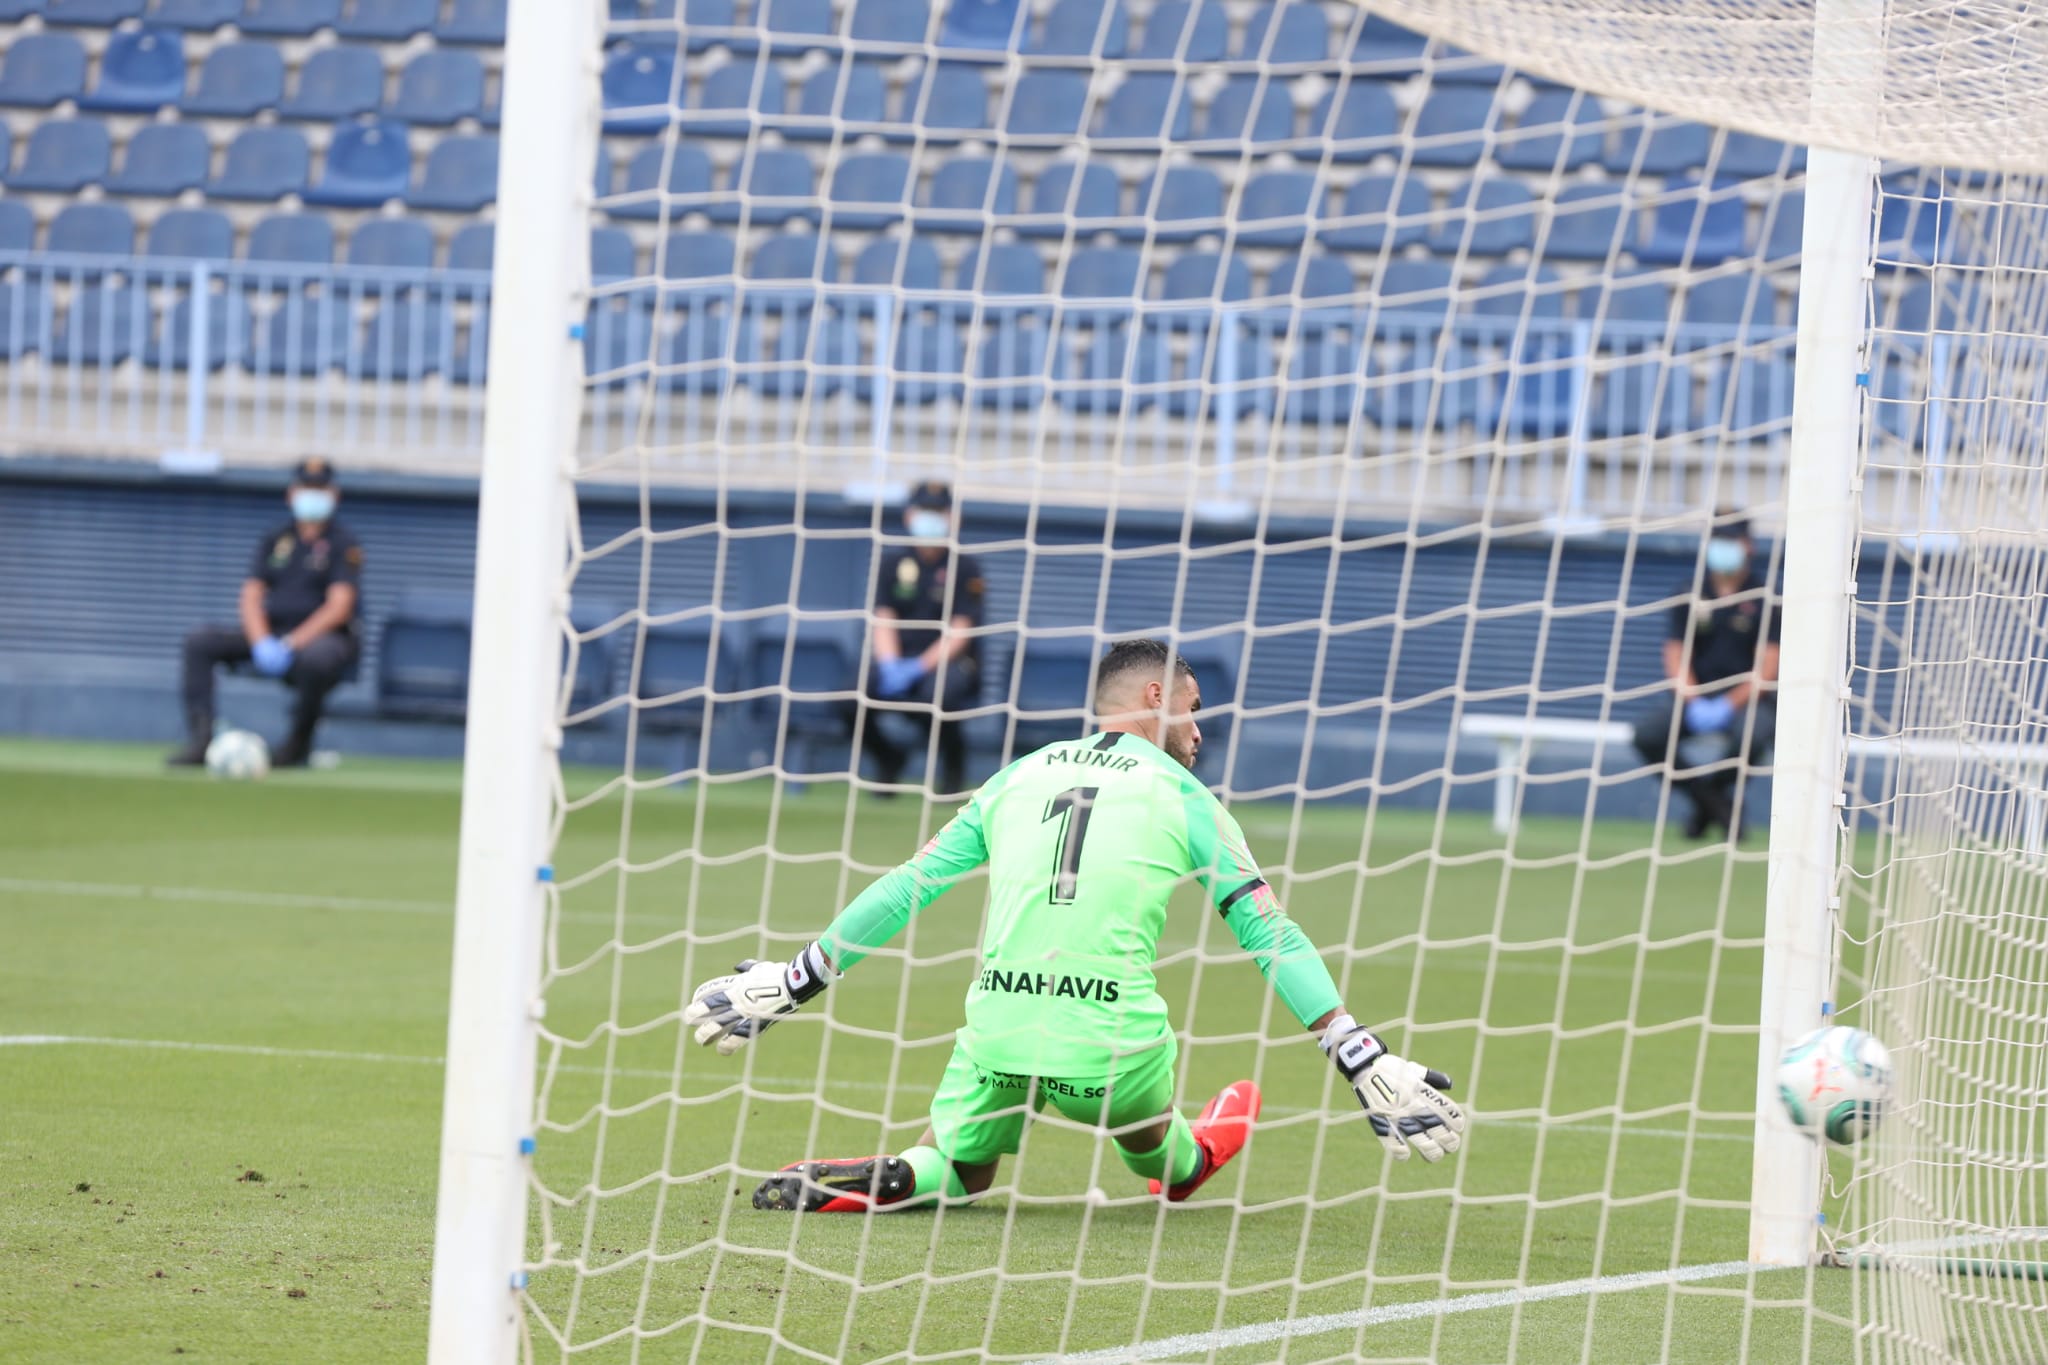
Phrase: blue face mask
[
  {"left": 1705, "top": 537, "right": 1747, "bottom": 575},
  {"left": 907, "top": 510, "right": 949, "bottom": 543},
  {"left": 291, "top": 488, "right": 336, "bottom": 523}
]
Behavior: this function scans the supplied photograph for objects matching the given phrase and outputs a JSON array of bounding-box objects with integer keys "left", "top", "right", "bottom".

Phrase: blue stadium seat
[
  {"left": 1347, "top": 15, "right": 1427, "bottom": 67},
  {"left": 1159, "top": 250, "right": 1252, "bottom": 306},
  {"left": 1097, "top": 72, "right": 1190, "bottom": 141},
  {"left": 390, "top": 50, "right": 484, "bottom": 124},
  {"left": 659, "top": 309, "right": 750, "bottom": 392},
  {"left": 590, "top": 226, "right": 637, "bottom": 279},
  {"left": 246, "top": 212, "right": 336, "bottom": 270},
  {"left": 153, "top": 0, "right": 241, "bottom": 24},
  {"left": 447, "top": 222, "right": 493, "bottom": 272},
  {"left": 1496, "top": 89, "right": 1605, "bottom": 171},
  {"left": 1016, "top": 161, "right": 1121, "bottom": 239},
  {"left": 1370, "top": 257, "right": 1454, "bottom": 335},
  {"left": 849, "top": 0, "right": 928, "bottom": 45},
  {"left": 280, "top": 46, "right": 385, "bottom": 121},
  {"left": 1544, "top": 183, "right": 1630, "bottom": 260},
  {"left": 743, "top": 231, "right": 832, "bottom": 302},
  {"left": 45, "top": 0, "right": 143, "bottom": 21},
  {"left": 788, "top": 63, "right": 886, "bottom": 139},
  {"left": 80, "top": 28, "right": 184, "bottom": 111},
  {"left": 1178, "top": 324, "right": 1276, "bottom": 417},
  {"left": 305, "top": 119, "right": 411, "bottom": 208},
  {"left": 850, "top": 234, "right": 941, "bottom": 291},
  {"left": 0, "top": 0, "right": 39, "bottom": 13},
  {"left": 209, "top": 126, "right": 311, "bottom": 200},
  {"left": 1135, "top": 0, "right": 1226, "bottom": 60},
  {"left": 1762, "top": 190, "right": 1803, "bottom": 262},
  {"left": 257, "top": 292, "right": 359, "bottom": 375},
  {"left": 1058, "top": 244, "right": 1143, "bottom": 302},
  {"left": 346, "top": 217, "right": 434, "bottom": 272},
  {"left": 1001, "top": 635, "right": 1096, "bottom": 748},
  {"left": 1314, "top": 79, "right": 1400, "bottom": 160},
  {"left": 956, "top": 242, "right": 1045, "bottom": 303},
  {"left": 1637, "top": 176, "right": 1749, "bottom": 266},
  {"left": 1679, "top": 274, "right": 1773, "bottom": 338},
  {"left": 0, "top": 34, "right": 86, "bottom": 107},
  {"left": 1198, "top": 75, "right": 1294, "bottom": 148},
  {"left": 1127, "top": 164, "right": 1223, "bottom": 242},
  {"left": 610, "top": 143, "right": 715, "bottom": 220},
  {"left": 1233, "top": 170, "right": 1319, "bottom": 247},
  {"left": 239, "top": 0, "right": 342, "bottom": 35},
  {"left": 436, "top": 0, "right": 506, "bottom": 43},
  {"left": 1468, "top": 261, "right": 1568, "bottom": 322},
  {"left": 1270, "top": 250, "right": 1353, "bottom": 312},
  {"left": 1054, "top": 322, "right": 1169, "bottom": 414},
  {"left": 825, "top": 152, "right": 912, "bottom": 229},
  {"left": 635, "top": 617, "right": 745, "bottom": 738},
  {"left": 675, "top": 0, "right": 741, "bottom": 52},
  {"left": 0, "top": 198, "right": 34, "bottom": 252},
  {"left": 1283, "top": 330, "right": 1363, "bottom": 426},
  {"left": 0, "top": 281, "right": 52, "bottom": 359},
  {"left": 758, "top": 0, "right": 837, "bottom": 51},
  {"left": 677, "top": 61, "right": 785, "bottom": 137},
  {"left": 361, "top": 298, "right": 452, "bottom": 379},
  {"left": 182, "top": 42, "right": 285, "bottom": 117},
  {"left": 603, "top": 48, "right": 678, "bottom": 133},
  {"left": 106, "top": 123, "right": 210, "bottom": 196},
  {"left": 1428, "top": 176, "right": 1536, "bottom": 255},
  {"left": 916, "top": 155, "right": 1017, "bottom": 233},
  {"left": 145, "top": 208, "right": 236, "bottom": 261},
  {"left": 47, "top": 203, "right": 134, "bottom": 256},
  {"left": 704, "top": 149, "right": 815, "bottom": 225},
  {"left": 338, "top": 0, "right": 437, "bottom": 38},
  {"left": 148, "top": 291, "right": 254, "bottom": 370},
  {"left": 746, "top": 617, "right": 859, "bottom": 769},
  {"left": 1607, "top": 117, "right": 1714, "bottom": 174},
  {"left": 937, "top": 0, "right": 1021, "bottom": 50},
  {"left": 7, "top": 119, "right": 111, "bottom": 193},
  {"left": 969, "top": 319, "right": 1051, "bottom": 408},
  {"left": 897, "top": 61, "right": 990, "bottom": 139},
  {"left": 1716, "top": 130, "right": 1804, "bottom": 178},
  {"left": 661, "top": 231, "right": 737, "bottom": 291},
  {"left": 1004, "top": 69, "right": 1090, "bottom": 140},
  {"left": 1581, "top": 269, "right": 1676, "bottom": 437},
  {"left": 1028, "top": 0, "right": 1125, "bottom": 56},
  {"left": 377, "top": 588, "right": 472, "bottom": 718},
  {"left": 1240, "top": 2, "right": 1326, "bottom": 61},
  {"left": 1409, "top": 86, "right": 1494, "bottom": 166},
  {"left": 881, "top": 315, "right": 965, "bottom": 404},
  {"left": 53, "top": 286, "right": 147, "bottom": 365},
  {"left": 583, "top": 294, "right": 655, "bottom": 386},
  {"left": 1320, "top": 173, "right": 1429, "bottom": 251},
  {"left": 407, "top": 134, "right": 499, "bottom": 212},
  {"left": 1362, "top": 339, "right": 1487, "bottom": 432}
]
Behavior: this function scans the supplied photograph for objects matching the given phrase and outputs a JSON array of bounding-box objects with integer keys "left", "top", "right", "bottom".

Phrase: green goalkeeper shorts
[{"left": 926, "top": 1037, "right": 1178, "bottom": 1166}]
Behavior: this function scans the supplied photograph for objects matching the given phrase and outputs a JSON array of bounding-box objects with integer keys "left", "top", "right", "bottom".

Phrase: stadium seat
[
  {"left": 1097, "top": 72, "right": 1191, "bottom": 141},
  {"left": 1313, "top": 79, "right": 1400, "bottom": 161},
  {"left": 1135, "top": 0, "right": 1226, "bottom": 60},
  {"left": 1496, "top": 89, "right": 1605, "bottom": 171},
  {"left": 825, "top": 152, "right": 912, "bottom": 229},
  {"left": 1027, "top": 0, "right": 1126, "bottom": 56},
  {"left": 1283, "top": 330, "right": 1363, "bottom": 426},
  {"left": 1762, "top": 190, "right": 1804, "bottom": 262},
  {"left": 635, "top": 616, "right": 744, "bottom": 739},
  {"left": 1127, "top": 164, "right": 1224, "bottom": 242},
  {"left": 969, "top": 319, "right": 1051, "bottom": 408},
  {"left": 1005, "top": 635, "right": 1097, "bottom": 749},
  {"left": 436, "top": 0, "right": 506, "bottom": 43},
  {"left": 1239, "top": 2, "right": 1327, "bottom": 61},
  {"left": 239, "top": 0, "right": 343, "bottom": 35},
  {"left": 406, "top": 134, "right": 499, "bottom": 212},
  {"left": 1409, "top": 87, "right": 1495, "bottom": 166},
  {"left": 1233, "top": 170, "right": 1319, "bottom": 247},
  {"left": 1581, "top": 270, "right": 1677, "bottom": 437},
  {"left": 848, "top": 0, "right": 929, "bottom": 46},
  {"left": 148, "top": 290, "right": 254, "bottom": 371},
  {"left": 282, "top": 46, "right": 385, "bottom": 121},
  {"left": 672, "top": 0, "right": 741, "bottom": 52},
  {"left": 80, "top": 28, "right": 184, "bottom": 112},
  {"left": 152, "top": 0, "right": 241, "bottom": 25},
  {"left": 1159, "top": 250, "right": 1253, "bottom": 306},
  {"left": 660, "top": 231, "right": 736, "bottom": 301},
  {"left": 1607, "top": 117, "right": 1714, "bottom": 174},
  {"left": 338, "top": 0, "right": 437, "bottom": 38},
  {"left": 1016, "top": 161, "right": 1120, "bottom": 239},
  {"left": 1004, "top": 69, "right": 1090, "bottom": 140},
  {"left": 47, "top": 203, "right": 134, "bottom": 257},
  {"left": 603, "top": 48, "right": 678, "bottom": 133},
  {"left": 1679, "top": 273, "right": 1773, "bottom": 339},
  {"left": 1369, "top": 257, "right": 1455, "bottom": 336},
  {"left": 1054, "top": 321, "right": 1167, "bottom": 414},
  {"left": 0, "top": 282, "right": 52, "bottom": 359},
  {"left": 1198, "top": 75, "right": 1295, "bottom": 148},
  {"left": 896, "top": 61, "right": 990, "bottom": 139},
  {"left": 704, "top": 149, "right": 816, "bottom": 225},
  {"left": 0, "top": 199, "right": 34, "bottom": 253},
  {"left": 1347, "top": 14, "right": 1427, "bottom": 67},
  {"left": 677, "top": 61, "right": 785, "bottom": 138},
  {"left": 1637, "top": 175, "right": 1749, "bottom": 266},
  {"left": 1058, "top": 244, "right": 1143, "bottom": 303},
  {"left": 788, "top": 63, "right": 886, "bottom": 140},
  {"left": 377, "top": 588, "right": 472, "bottom": 719},
  {"left": 144, "top": 208, "right": 236, "bottom": 262},
  {"left": 53, "top": 286, "right": 147, "bottom": 365},
  {"left": 305, "top": 119, "right": 411, "bottom": 207},
  {"left": 246, "top": 212, "right": 337, "bottom": 271},
  {"left": 106, "top": 123, "right": 211, "bottom": 196},
  {"left": 1469, "top": 261, "right": 1568, "bottom": 322},
  {"left": 744, "top": 231, "right": 833, "bottom": 295},
  {"left": 1320, "top": 173, "right": 1430, "bottom": 251},
  {"left": 44, "top": 0, "right": 144, "bottom": 21},
  {"left": 758, "top": 0, "right": 837, "bottom": 52},
  {"left": 446, "top": 223, "right": 493, "bottom": 273},
  {"left": 849, "top": 234, "right": 942, "bottom": 292},
  {"left": 1363, "top": 339, "right": 1487, "bottom": 431},
  {"left": 1544, "top": 183, "right": 1630, "bottom": 260},
  {"left": 583, "top": 294, "right": 655, "bottom": 386},
  {"left": 390, "top": 50, "right": 484, "bottom": 124},
  {"left": 0, "top": 34, "right": 87, "bottom": 106},
  {"left": 746, "top": 617, "right": 859, "bottom": 772},
  {"left": 662, "top": 309, "right": 753, "bottom": 392},
  {"left": 915, "top": 155, "right": 1018, "bottom": 233},
  {"left": 955, "top": 242, "right": 1045, "bottom": 304},
  {"left": 1716, "top": 130, "right": 1805, "bottom": 178},
  {"left": 7, "top": 120, "right": 111, "bottom": 193},
  {"left": 256, "top": 291, "right": 359, "bottom": 375},
  {"left": 346, "top": 217, "right": 434, "bottom": 273},
  {"left": 590, "top": 226, "right": 637, "bottom": 279},
  {"left": 209, "top": 126, "right": 311, "bottom": 200},
  {"left": 1428, "top": 176, "right": 1537, "bottom": 255},
  {"left": 937, "top": 0, "right": 1021, "bottom": 50},
  {"left": 609, "top": 142, "right": 715, "bottom": 220},
  {"left": 361, "top": 298, "right": 452, "bottom": 379},
  {"left": 1270, "top": 251, "right": 1354, "bottom": 316},
  {"left": 182, "top": 42, "right": 285, "bottom": 117}
]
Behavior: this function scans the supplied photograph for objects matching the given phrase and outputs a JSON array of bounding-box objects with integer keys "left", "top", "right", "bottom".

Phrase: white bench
[{"left": 1459, "top": 713, "right": 2048, "bottom": 851}]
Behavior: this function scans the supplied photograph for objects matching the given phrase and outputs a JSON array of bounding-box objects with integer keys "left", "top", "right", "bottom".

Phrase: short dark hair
[{"left": 1094, "top": 638, "right": 1194, "bottom": 708}]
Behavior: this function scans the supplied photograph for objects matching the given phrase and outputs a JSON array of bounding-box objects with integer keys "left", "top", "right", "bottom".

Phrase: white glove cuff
[{"left": 785, "top": 941, "right": 837, "bottom": 1003}]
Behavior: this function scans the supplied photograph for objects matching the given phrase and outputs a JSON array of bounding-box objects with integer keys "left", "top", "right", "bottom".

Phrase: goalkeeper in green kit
[{"left": 684, "top": 639, "right": 1467, "bottom": 1211}]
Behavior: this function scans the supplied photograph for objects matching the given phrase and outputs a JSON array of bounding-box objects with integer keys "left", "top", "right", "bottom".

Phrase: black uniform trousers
[
  {"left": 181, "top": 624, "right": 360, "bottom": 744},
  {"left": 1632, "top": 695, "right": 1777, "bottom": 829},
  {"left": 859, "top": 658, "right": 979, "bottom": 794}
]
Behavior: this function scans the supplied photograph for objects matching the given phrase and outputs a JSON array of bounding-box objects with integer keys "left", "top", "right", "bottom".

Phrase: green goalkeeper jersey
[{"left": 817, "top": 732, "right": 1345, "bottom": 1075}]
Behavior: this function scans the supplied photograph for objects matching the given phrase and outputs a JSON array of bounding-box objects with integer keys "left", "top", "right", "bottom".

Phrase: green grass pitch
[{"left": 0, "top": 737, "right": 1856, "bottom": 1362}]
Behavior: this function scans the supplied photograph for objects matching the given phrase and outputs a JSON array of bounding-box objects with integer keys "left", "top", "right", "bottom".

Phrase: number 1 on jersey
[{"left": 1043, "top": 786, "right": 1099, "bottom": 904}]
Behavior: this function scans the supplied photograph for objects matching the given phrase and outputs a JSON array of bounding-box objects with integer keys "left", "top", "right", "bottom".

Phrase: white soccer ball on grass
[
  {"left": 205, "top": 729, "right": 271, "bottom": 781},
  {"left": 1777, "top": 1025, "right": 1893, "bottom": 1146}
]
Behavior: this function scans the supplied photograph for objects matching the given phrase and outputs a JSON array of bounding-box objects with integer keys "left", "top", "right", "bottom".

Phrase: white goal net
[{"left": 433, "top": 1, "right": 2048, "bottom": 1362}]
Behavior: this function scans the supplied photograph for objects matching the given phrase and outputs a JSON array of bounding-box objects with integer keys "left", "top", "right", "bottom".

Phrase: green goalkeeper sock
[
  {"left": 900, "top": 1145, "right": 969, "bottom": 1205},
  {"left": 1117, "top": 1113, "right": 1202, "bottom": 1186}
]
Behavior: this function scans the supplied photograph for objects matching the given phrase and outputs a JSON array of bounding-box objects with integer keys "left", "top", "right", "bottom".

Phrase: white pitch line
[{"left": 1045, "top": 1260, "right": 1764, "bottom": 1363}]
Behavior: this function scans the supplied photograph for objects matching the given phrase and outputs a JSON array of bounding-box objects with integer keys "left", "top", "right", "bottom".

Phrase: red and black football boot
[
  {"left": 1148, "top": 1079, "right": 1262, "bottom": 1203},
  {"left": 752, "top": 1155, "right": 918, "bottom": 1212}
]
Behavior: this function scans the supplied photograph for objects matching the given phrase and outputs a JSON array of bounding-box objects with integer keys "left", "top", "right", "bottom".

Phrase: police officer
[
  {"left": 862, "top": 481, "right": 986, "bottom": 797},
  {"left": 168, "top": 458, "right": 365, "bottom": 769},
  {"left": 1633, "top": 515, "right": 1780, "bottom": 840}
]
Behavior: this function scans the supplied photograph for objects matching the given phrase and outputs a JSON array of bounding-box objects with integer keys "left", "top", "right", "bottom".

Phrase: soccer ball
[
  {"left": 1777, "top": 1025, "right": 1893, "bottom": 1146},
  {"left": 205, "top": 729, "right": 270, "bottom": 781}
]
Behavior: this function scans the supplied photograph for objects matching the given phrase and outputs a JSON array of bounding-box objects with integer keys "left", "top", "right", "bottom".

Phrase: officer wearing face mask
[
  {"left": 1632, "top": 515, "right": 1780, "bottom": 841},
  {"left": 168, "top": 457, "right": 364, "bottom": 769},
  {"left": 861, "top": 480, "right": 986, "bottom": 798}
]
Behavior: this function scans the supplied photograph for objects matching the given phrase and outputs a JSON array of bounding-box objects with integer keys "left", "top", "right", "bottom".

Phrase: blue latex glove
[
  {"left": 1685, "top": 694, "right": 1736, "bottom": 734},
  {"left": 875, "top": 656, "right": 927, "bottom": 699},
  {"left": 251, "top": 635, "right": 295, "bottom": 678}
]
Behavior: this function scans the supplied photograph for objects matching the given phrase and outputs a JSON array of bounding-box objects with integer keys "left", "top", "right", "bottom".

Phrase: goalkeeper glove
[
  {"left": 1321, "top": 1014, "right": 1467, "bottom": 1163},
  {"left": 683, "top": 942, "right": 835, "bottom": 1056}
]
